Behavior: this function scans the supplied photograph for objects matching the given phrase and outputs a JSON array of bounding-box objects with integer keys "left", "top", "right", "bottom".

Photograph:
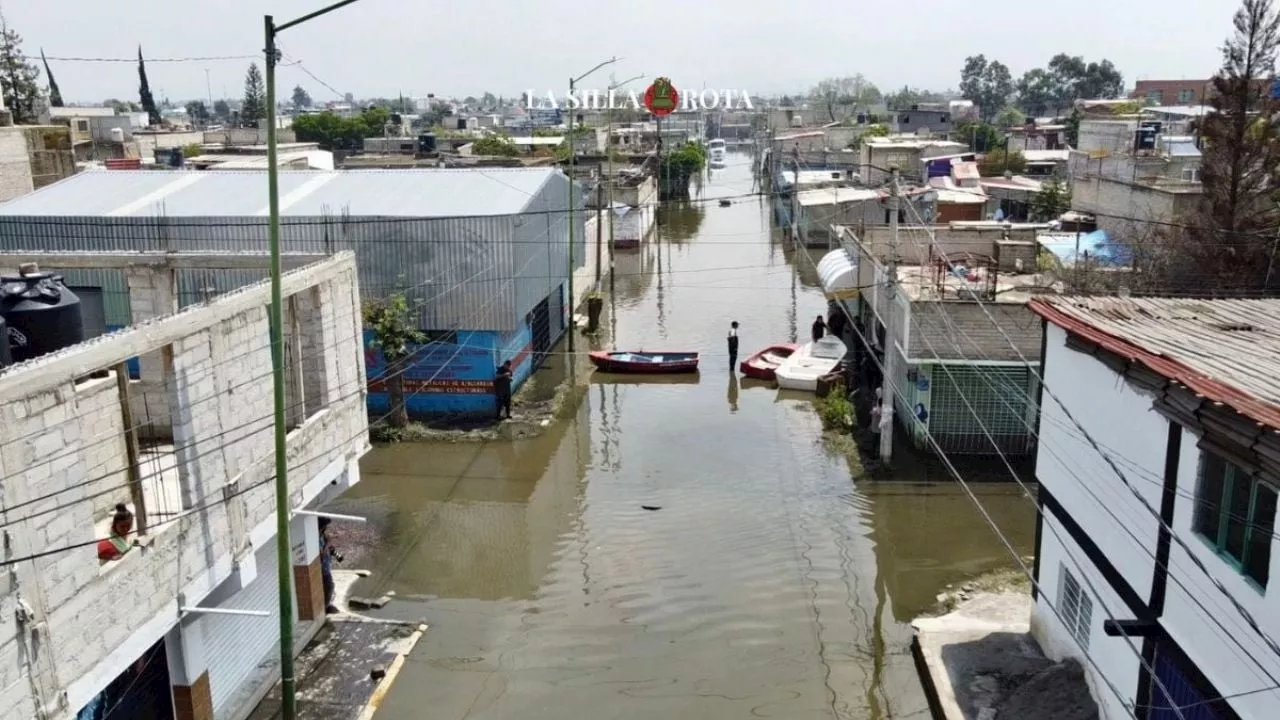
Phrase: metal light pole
[
  {"left": 263, "top": 3, "right": 360, "bottom": 718},
  {"left": 605, "top": 74, "right": 645, "bottom": 298},
  {"left": 566, "top": 56, "right": 619, "bottom": 353}
]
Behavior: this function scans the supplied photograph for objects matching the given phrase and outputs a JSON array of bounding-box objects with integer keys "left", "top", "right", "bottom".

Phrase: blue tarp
[{"left": 1039, "top": 230, "right": 1132, "bottom": 267}]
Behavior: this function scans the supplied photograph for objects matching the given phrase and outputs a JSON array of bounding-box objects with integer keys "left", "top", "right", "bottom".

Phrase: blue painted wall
[{"left": 365, "top": 329, "right": 501, "bottom": 417}]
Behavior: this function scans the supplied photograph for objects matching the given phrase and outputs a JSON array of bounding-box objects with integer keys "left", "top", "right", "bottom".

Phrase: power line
[{"left": 26, "top": 54, "right": 258, "bottom": 63}]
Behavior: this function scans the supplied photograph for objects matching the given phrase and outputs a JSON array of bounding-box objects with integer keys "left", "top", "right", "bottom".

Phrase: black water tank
[
  {"left": 0, "top": 264, "right": 84, "bottom": 364},
  {"left": 0, "top": 314, "right": 10, "bottom": 368}
]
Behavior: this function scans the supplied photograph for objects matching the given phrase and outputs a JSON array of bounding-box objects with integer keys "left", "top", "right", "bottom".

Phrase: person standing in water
[
  {"left": 727, "top": 321, "right": 740, "bottom": 371},
  {"left": 811, "top": 315, "right": 827, "bottom": 343},
  {"left": 494, "top": 360, "right": 513, "bottom": 420}
]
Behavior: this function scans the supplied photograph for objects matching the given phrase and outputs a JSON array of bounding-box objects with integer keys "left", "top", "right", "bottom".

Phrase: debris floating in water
[{"left": 641, "top": 505, "right": 662, "bottom": 511}]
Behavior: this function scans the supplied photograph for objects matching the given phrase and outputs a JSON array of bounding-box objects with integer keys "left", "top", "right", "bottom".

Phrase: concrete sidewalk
[
  {"left": 912, "top": 593, "right": 1097, "bottom": 720},
  {"left": 248, "top": 570, "right": 426, "bottom": 720}
]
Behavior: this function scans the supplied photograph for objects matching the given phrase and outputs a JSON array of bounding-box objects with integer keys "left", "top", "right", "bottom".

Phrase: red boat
[
  {"left": 589, "top": 350, "right": 699, "bottom": 374},
  {"left": 738, "top": 344, "right": 799, "bottom": 381}
]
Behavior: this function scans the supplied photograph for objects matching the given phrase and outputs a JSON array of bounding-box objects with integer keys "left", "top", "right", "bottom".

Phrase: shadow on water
[{"left": 341, "top": 154, "right": 1038, "bottom": 720}]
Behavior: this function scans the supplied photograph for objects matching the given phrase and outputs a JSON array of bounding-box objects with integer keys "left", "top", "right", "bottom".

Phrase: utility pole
[
  {"left": 205, "top": 69, "right": 214, "bottom": 111},
  {"left": 879, "top": 167, "right": 900, "bottom": 465},
  {"left": 595, "top": 182, "right": 603, "bottom": 285},
  {"left": 262, "top": 4, "right": 360, "bottom": 719}
]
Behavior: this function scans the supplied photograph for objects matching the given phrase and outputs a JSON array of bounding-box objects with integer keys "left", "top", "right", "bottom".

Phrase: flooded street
[{"left": 334, "top": 155, "right": 1036, "bottom": 719}]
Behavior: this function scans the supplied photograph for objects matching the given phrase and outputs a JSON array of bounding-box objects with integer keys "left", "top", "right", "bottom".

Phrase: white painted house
[{"left": 1029, "top": 295, "right": 1280, "bottom": 720}]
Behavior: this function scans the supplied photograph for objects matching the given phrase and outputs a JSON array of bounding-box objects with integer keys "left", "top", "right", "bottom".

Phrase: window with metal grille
[
  {"left": 1059, "top": 564, "right": 1093, "bottom": 651},
  {"left": 1193, "top": 451, "right": 1276, "bottom": 590},
  {"left": 927, "top": 365, "right": 1035, "bottom": 455}
]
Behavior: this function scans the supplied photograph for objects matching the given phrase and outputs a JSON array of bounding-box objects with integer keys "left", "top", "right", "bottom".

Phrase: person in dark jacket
[
  {"left": 727, "top": 321, "right": 740, "bottom": 371},
  {"left": 811, "top": 315, "right": 827, "bottom": 343},
  {"left": 318, "top": 517, "right": 339, "bottom": 614},
  {"left": 494, "top": 360, "right": 513, "bottom": 419}
]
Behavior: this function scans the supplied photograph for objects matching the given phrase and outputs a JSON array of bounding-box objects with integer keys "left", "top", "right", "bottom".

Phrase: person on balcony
[{"left": 96, "top": 504, "right": 134, "bottom": 563}]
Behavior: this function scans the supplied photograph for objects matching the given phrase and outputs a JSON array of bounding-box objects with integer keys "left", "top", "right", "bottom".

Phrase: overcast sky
[{"left": 7, "top": 0, "right": 1236, "bottom": 104}]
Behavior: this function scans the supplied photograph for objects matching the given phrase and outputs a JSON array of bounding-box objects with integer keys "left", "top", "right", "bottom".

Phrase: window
[
  {"left": 1059, "top": 564, "right": 1094, "bottom": 651},
  {"left": 1181, "top": 165, "right": 1201, "bottom": 182},
  {"left": 900, "top": 115, "right": 911, "bottom": 124},
  {"left": 75, "top": 119, "right": 90, "bottom": 132},
  {"left": 1193, "top": 451, "right": 1277, "bottom": 589},
  {"left": 1177, "top": 89, "right": 1195, "bottom": 103},
  {"left": 1147, "top": 89, "right": 1164, "bottom": 105},
  {"left": 883, "top": 209, "right": 906, "bottom": 224}
]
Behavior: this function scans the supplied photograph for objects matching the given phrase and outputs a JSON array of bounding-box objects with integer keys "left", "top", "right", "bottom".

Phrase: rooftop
[
  {"left": 897, "top": 264, "right": 1054, "bottom": 304},
  {"left": 0, "top": 168, "right": 559, "bottom": 218},
  {"left": 796, "top": 187, "right": 881, "bottom": 207},
  {"left": 1030, "top": 296, "right": 1280, "bottom": 428},
  {"left": 780, "top": 169, "right": 852, "bottom": 187}
]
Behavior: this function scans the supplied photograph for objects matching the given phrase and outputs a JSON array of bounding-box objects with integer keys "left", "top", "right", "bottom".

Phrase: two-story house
[{"left": 1028, "top": 295, "right": 1280, "bottom": 719}]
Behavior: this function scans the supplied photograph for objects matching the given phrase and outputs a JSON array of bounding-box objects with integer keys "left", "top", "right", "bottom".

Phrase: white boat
[
  {"left": 707, "top": 138, "right": 726, "bottom": 164},
  {"left": 775, "top": 336, "right": 847, "bottom": 392}
]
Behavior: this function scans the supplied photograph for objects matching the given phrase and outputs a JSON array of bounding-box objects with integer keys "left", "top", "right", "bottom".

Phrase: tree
[
  {"left": 977, "top": 148, "right": 1026, "bottom": 177},
  {"left": 809, "top": 75, "right": 881, "bottom": 123},
  {"left": 1065, "top": 108, "right": 1081, "bottom": 147},
  {"left": 184, "top": 100, "right": 210, "bottom": 126},
  {"left": 291, "top": 85, "right": 312, "bottom": 110},
  {"left": 1030, "top": 177, "right": 1072, "bottom": 221},
  {"left": 884, "top": 86, "right": 946, "bottom": 110},
  {"left": 1169, "top": 0, "right": 1280, "bottom": 291},
  {"left": 137, "top": 46, "right": 160, "bottom": 126},
  {"left": 0, "top": 22, "right": 42, "bottom": 123},
  {"left": 959, "top": 55, "right": 1014, "bottom": 122},
  {"left": 850, "top": 123, "right": 891, "bottom": 148},
  {"left": 292, "top": 106, "right": 393, "bottom": 151},
  {"left": 1015, "top": 68, "right": 1055, "bottom": 117},
  {"left": 994, "top": 106, "right": 1026, "bottom": 129},
  {"left": 241, "top": 63, "right": 265, "bottom": 127},
  {"left": 40, "top": 50, "right": 62, "bottom": 108},
  {"left": 472, "top": 135, "right": 519, "bottom": 156},
  {"left": 211, "top": 99, "right": 231, "bottom": 123},
  {"left": 1046, "top": 54, "right": 1125, "bottom": 113},
  {"left": 363, "top": 292, "right": 424, "bottom": 429},
  {"left": 955, "top": 119, "right": 1004, "bottom": 153}
]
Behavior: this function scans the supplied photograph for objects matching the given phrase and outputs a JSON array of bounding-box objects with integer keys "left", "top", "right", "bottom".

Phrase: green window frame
[{"left": 1192, "top": 451, "right": 1277, "bottom": 591}]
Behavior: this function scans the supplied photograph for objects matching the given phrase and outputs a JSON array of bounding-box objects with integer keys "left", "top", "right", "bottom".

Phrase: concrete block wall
[
  {"left": 0, "top": 253, "right": 367, "bottom": 720},
  {"left": 0, "top": 126, "right": 34, "bottom": 202}
]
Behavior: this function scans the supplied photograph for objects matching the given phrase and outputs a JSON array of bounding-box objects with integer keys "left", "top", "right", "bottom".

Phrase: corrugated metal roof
[
  {"left": 0, "top": 168, "right": 558, "bottom": 218},
  {"left": 1030, "top": 296, "right": 1280, "bottom": 428}
]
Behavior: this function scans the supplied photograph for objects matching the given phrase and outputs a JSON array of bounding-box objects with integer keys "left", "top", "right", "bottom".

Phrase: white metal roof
[
  {"left": 817, "top": 248, "right": 859, "bottom": 300},
  {"left": 934, "top": 188, "right": 988, "bottom": 205},
  {"left": 0, "top": 168, "right": 559, "bottom": 218},
  {"left": 1023, "top": 150, "right": 1071, "bottom": 163},
  {"left": 796, "top": 187, "right": 880, "bottom": 207}
]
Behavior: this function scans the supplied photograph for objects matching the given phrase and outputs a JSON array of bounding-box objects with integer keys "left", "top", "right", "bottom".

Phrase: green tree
[
  {"left": 1046, "top": 54, "right": 1126, "bottom": 113},
  {"left": 184, "top": 100, "right": 209, "bottom": 126},
  {"left": 472, "top": 135, "right": 519, "bottom": 156},
  {"left": 955, "top": 119, "right": 1003, "bottom": 152},
  {"left": 959, "top": 55, "right": 1014, "bottom": 122},
  {"left": 241, "top": 63, "right": 265, "bottom": 127},
  {"left": 809, "top": 75, "right": 881, "bottom": 123},
  {"left": 1015, "top": 68, "right": 1055, "bottom": 117},
  {"left": 137, "top": 46, "right": 160, "bottom": 126},
  {"left": 212, "top": 99, "right": 231, "bottom": 123},
  {"left": 40, "top": 50, "right": 62, "bottom": 108},
  {"left": 291, "top": 85, "right": 312, "bottom": 110},
  {"left": 994, "top": 106, "right": 1026, "bottom": 128},
  {"left": 1169, "top": 0, "right": 1280, "bottom": 291},
  {"left": 363, "top": 292, "right": 424, "bottom": 429},
  {"left": 0, "top": 24, "right": 41, "bottom": 124},
  {"left": 181, "top": 142, "right": 204, "bottom": 158},
  {"left": 1065, "top": 108, "right": 1081, "bottom": 146},
  {"left": 1030, "top": 177, "right": 1072, "bottom": 221},
  {"left": 850, "top": 123, "right": 890, "bottom": 148},
  {"left": 977, "top": 148, "right": 1026, "bottom": 177},
  {"left": 884, "top": 86, "right": 946, "bottom": 110}
]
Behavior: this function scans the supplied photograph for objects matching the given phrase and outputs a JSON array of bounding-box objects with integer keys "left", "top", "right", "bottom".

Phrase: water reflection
[
  {"left": 657, "top": 201, "right": 705, "bottom": 242},
  {"left": 350, "top": 156, "right": 1036, "bottom": 720}
]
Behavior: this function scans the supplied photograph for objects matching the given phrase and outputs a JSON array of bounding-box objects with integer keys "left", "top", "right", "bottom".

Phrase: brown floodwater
[{"left": 329, "top": 154, "right": 1036, "bottom": 719}]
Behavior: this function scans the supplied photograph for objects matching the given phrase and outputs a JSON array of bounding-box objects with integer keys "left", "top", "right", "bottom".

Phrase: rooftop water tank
[
  {"left": 109, "top": 126, "right": 126, "bottom": 143},
  {"left": 0, "top": 263, "right": 84, "bottom": 364}
]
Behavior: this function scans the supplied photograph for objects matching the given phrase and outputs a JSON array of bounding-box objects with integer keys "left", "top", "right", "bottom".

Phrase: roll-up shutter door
[{"left": 202, "top": 544, "right": 293, "bottom": 719}]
